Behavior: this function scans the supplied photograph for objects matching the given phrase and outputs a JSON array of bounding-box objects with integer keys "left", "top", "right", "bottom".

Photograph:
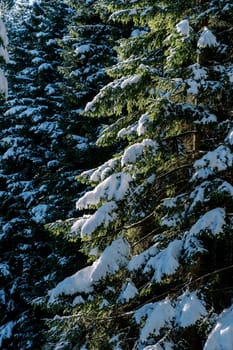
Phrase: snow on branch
[
  {"left": 204, "top": 304, "right": 233, "bottom": 350},
  {"left": 143, "top": 240, "right": 183, "bottom": 282},
  {"left": 176, "top": 19, "right": 190, "bottom": 37},
  {"left": 189, "top": 208, "right": 225, "bottom": 236},
  {"left": 48, "top": 238, "right": 130, "bottom": 303},
  {"left": 135, "top": 290, "right": 207, "bottom": 344},
  {"left": 76, "top": 172, "right": 132, "bottom": 209},
  {"left": 121, "top": 139, "right": 158, "bottom": 167},
  {"left": 71, "top": 201, "right": 118, "bottom": 238},
  {"left": 175, "top": 290, "right": 207, "bottom": 327},
  {"left": 139, "top": 299, "right": 175, "bottom": 342},
  {"left": 191, "top": 145, "right": 233, "bottom": 181},
  {"left": 88, "top": 158, "right": 120, "bottom": 183},
  {"left": 84, "top": 75, "right": 141, "bottom": 113},
  {"left": 117, "top": 279, "right": 138, "bottom": 303},
  {"left": 184, "top": 208, "right": 226, "bottom": 258},
  {"left": 0, "top": 321, "right": 15, "bottom": 348},
  {"left": 197, "top": 27, "right": 217, "bottom": 48}
]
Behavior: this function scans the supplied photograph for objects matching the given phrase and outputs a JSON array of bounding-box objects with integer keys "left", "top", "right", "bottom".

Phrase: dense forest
[{"left": 0, "top": 0, "right": 233, "bottom": 349}]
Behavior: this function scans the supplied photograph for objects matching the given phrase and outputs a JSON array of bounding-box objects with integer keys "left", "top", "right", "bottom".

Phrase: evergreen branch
[{"left": 45, "top": 264, "right": 233, "bottom": 325}]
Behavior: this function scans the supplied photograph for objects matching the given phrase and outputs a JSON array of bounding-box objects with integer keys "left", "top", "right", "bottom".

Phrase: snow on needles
[
  {"left": 137, "top": 113, "right": 151, "bottom": 136},
  {"left": 71, "top": 201, "right": 118, "bottom": 238},
  {"left": 48, "top": 237, "right": 130, "bottom": 303},
  {"left": 117, "top": 280, "right": 138, "bottom": 303},
  {"left": 143, "top": 240, "right": 183, "bottom": 282},
  {"left": 204, "top": 304, "right": 233, "bottom": 350},
  {"left": 128, "top": 240, "right": 182, "bottom": 284},
  {"left": 176, "top": 19, "right": 190, "bottom": 37},
  {"left": 189, "top": 208, "right": 225, "bottom": 236},
  {"left": 184, "top": 208, "right": 226, "bottom": 257},
  {"left": 120, "top": 74, "right": 141, "bottom": 89},
  {"left": 197, "top": 27, "right": 217, "bottom": 48},
  {"left": 0, "top": 321, "right": 15, "bottom": 348},
  {"left": 121, "top": 139, "right": 158, "bottom": 166},
  {"left": 139, "top": 299, "right": 175, "bottom": 342},
  {"left": 76, "top": 172, "right": 132, "bottom": 209},
  {"left": 135, "top": 290, "right": 207, "bottom": 343},
  {"left": 191, "top": 145, "right": 233, "bottom": 180},
  {"left": 176, "top": 290, "right": 207, "bottom": 327}
]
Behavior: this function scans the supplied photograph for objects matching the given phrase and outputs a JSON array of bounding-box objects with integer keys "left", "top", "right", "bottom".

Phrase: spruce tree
[
  {"left": 0, "top": 2, "right": 84, "bottom": 348},
  {"left": 47, "top": 1, "right": 233, "bottom": 349},
  {"left": 57, "top": 0, "right": 126, "bottom": 168}
]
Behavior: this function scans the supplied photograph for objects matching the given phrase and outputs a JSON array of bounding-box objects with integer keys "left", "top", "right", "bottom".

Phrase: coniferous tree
[
  {"left": 46, "top": 1, "right": 233, "bottom": 349},
  {"left": 0, "top": 2, "right": 85, "bottom": 348},
  {"left": 57, "top": 0, "right": 127, "bottom": 167},
  {"left": 2, "top": 0, "right": 84, "bottom": 222}
]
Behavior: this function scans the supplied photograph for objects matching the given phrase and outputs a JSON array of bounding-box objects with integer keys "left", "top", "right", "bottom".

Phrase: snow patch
[
  {"left": 0, "top": 18, "right": 8, "bottom": 46},
  {"left": 117, "top": 280, "right": 138, "bottom": 303},
  {"left": 76, "top": 172, "right": 132, "bottom": 209},
  {"left": 131, "top": 28, "right": 148, "bottom": 37},
  {"left": 72, "top": 295, "right": 85, "bottom": 306},
  {"left": 120, "top": 74, "right": 141, "bottom": 89},
  {"left": 197, "top": 27, "right": 217, "bottom": 48},
  {"left": 161, "top": 213, "right": 181, "bottom": 228},
  {"left": 176, "top": 290, "right": 207, "bottom": 327},
  {"left": 0, "top": 68, "right": 7, "bottom": 97},
  {"left": 31, "top": 204, "right": 48, "bottom": 223},
  {"left": 48, "top": 238, "right": 130, "bottom": 302},
  {"left": 186, "top": 64, "right": 208, "bottom": 95},
  {"left": 137, "top": 113, "right": 151, "bottom": 136},
  {"left": 176, "top": 19, "right": 190, "bottom": 37},
  {"left": 0, "top": 289, "right": 5, "bottom": 304},
  {"left": 139, "top": 299, "right": 175, "bottom": 342},
  {"left": 89, "top": 158, "right": 120, "bottom": 183},
  {"left": 121, "top": 139, "right": 158, "bottom": 166},
  {"left": 72, "top": 201, "right": 118, "bottom": 238},
  {"left": 75, "top": 44, "right": 91, "bottom": 54},
  {"left": 225, "top": 129, "right": 233, "bottom": 146},
  {"left": 0, "top": 321, "right": 15, "bottom": 348},
  {"left": 144, "top": 240, "right": 183, "bottom": 282},
  {"left": 128, "top": 245, "right": 158, "bottom": 272},
  {"left": 190, "top": 208, "right": 225, "bottom": 236},
  {"left": 184, "top": 208, "right": 225, "bottom": 258},
  {"left": 0, "top": 263, "right": 11, "bottom": 277},
  {"left": 189, "top": 181, "right": 211, "bottom": 211},
  {"left": 0, "top": 45, "right": 9, "bottom": 63},
  {"left": 194, "top": 111, "right": 217, "bottom": 125},
  {"left": 38, "top": 63, "right": 53, "bottom": 72},
  {"left": 192, "top": 145, "right": 233, "bottom": 180},
  {"left": 204, "top": 305, "right": 233, "bottom": 350},
  {"left": 217, "top": 181, "right": 233, "bottom": 196}
]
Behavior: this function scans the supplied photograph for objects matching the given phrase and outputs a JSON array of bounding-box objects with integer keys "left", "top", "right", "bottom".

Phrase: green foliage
[
  {"left": 47, "top": 0, "right": 233, "bottom": 347},
  {"left": 2, "top": 0, "right": 232, "bottom": 349}
]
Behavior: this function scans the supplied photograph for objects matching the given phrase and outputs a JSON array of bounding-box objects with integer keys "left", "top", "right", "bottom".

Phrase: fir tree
[
  {"left": 2, "top": 0, "right": 84, "bottom": 222},
  {"left": 57, "top": 0, "right": 127, "bottom": 167},
  {"left": 0, "top": 2, "right": 85, "bottom": 348},
  {"left": 46, "top": 1, "right": 233, "bottom": 349}
]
